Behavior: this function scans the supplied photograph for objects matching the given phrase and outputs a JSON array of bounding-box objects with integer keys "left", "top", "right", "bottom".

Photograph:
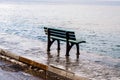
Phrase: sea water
[{"left": 0, "top": 3, "right": 120, "bottom": 58}]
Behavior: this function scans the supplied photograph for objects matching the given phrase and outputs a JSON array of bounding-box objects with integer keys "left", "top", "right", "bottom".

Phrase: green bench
[{"left": 44, "top": 27, "right": 86, "bottom": 57}]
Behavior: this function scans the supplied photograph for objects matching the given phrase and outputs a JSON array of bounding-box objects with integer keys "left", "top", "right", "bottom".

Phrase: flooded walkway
[
  {"left": 0, "top": 33, "right": 120, "bottom": 80},
  {"left": 0, "top": 57, "right": 44, "bottom": 80}
]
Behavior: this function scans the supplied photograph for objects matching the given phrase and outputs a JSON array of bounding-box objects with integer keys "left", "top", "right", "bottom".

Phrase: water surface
[{"left": 0, "top": 3, "right": 120, "bottom": 58}]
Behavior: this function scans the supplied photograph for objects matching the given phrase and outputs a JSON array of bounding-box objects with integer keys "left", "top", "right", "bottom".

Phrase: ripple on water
[
  {"left": 116, "top": 45, "right": 120, "bottom": 47},
  {"left": 114, "top": 63, "right": 120, "bottom": 68}
]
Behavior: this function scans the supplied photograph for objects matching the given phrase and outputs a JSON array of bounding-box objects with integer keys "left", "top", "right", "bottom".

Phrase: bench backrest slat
[
  {"left": 67, "top": 32, "right": 76, "bottom": 40},
  {"left": 49, "top": 29, "right": 67, "bottom": 38},
  {"left": 44, "top": 27, "right": 76, "bottom": 40}
]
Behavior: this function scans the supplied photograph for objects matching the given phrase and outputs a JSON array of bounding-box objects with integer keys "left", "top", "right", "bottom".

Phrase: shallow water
[
  {"left": 0, "top": 3, "right": 120, "bottom": 58},
  {"left": 0, "top": 58, "right": 43, "bottom": 80}
]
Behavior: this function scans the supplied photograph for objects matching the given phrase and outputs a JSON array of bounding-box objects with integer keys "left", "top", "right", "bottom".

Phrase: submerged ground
[
  {"left": 0, "top": 56, "right": 44, "bottom": 80},
  {"left": 0, "top": 33, "right": 120, "bottom": 80},
  {"left": 0, "top": 3, "right": 120, "bottom": 80}
]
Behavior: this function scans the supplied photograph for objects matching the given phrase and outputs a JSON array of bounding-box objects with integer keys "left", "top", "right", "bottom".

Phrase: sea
[{"left": 0, "top": 3, "right": 120, "bottom": 58}]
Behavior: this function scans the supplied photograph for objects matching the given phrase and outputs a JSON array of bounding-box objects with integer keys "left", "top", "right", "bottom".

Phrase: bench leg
[
  {"left": 57, "top": 40, "right": 60, "bottom": 51},
  {"left": 57, "top": 40, "right": 60, "bottom": 56},
  {"left": 66, "top": 42, "right": 70, "bottom": 56},
  {"left": 47, "top": 39, "right": 55, "bottom": 51},
  {"left": 66, "top": 43, "right": 74, "bottom": 56},
  {"left": 47, "top": 39, "right": 50, "bottom": 51},
  {"left": 76, "top": 44, "right": 80, "bottom": 56}
]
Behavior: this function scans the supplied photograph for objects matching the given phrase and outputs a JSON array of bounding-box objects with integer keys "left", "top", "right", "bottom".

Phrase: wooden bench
[{"left": 44, "top": 27, "right": 86, "bottom": 57}]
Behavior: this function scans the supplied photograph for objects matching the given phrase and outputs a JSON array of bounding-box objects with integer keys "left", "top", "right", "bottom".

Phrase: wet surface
[
  {"left": 0, "top": 56, "right": 73, "bottom": 80},
  {"left": 0, "top": 58, "right": 44, "bottom": 80},
  {"left": 0, "top": 64, "right": 25, "bottom": 72},
  {"left": 0, "top": 4, "right": 120, "bottom": 80},
  {"left": 47, "top": 52, "right": 120, "bottom": 80},
  {"left": 0, "top": 33, "right": 120, "bottom": 80}
]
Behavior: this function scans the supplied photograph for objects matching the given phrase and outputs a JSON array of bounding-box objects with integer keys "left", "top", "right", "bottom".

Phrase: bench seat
[{"left": 51, "top": 36, "right": 85, "bottom": 44}]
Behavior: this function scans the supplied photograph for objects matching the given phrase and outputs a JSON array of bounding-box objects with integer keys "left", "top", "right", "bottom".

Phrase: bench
[{"left": 44, "top": 27, "right": 86, "bottom": 57}]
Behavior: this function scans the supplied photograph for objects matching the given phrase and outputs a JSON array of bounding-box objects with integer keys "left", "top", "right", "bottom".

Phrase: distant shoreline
[{"left": 0, "top": 1, "right": 120, "bottom": 6}]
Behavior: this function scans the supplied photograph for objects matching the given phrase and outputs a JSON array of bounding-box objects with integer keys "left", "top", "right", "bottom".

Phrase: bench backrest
[{"left": 44, "top": 27, "right": 76, "bottom": 40}]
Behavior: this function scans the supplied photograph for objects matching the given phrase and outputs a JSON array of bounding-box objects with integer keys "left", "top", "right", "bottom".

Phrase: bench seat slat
[
  {"left": 50, "top": 36, "right": 85, "bottom": 44},
  {"left": 51, "top": 36, "right": 85, "bottom": 43},
  {"left": 69, "top": 39, "right": 86, "bottom": 44}
]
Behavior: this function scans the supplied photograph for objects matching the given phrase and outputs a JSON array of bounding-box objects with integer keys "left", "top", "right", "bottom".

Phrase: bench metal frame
[{"left": 44, "top": 27, "right": 86, "bottom": 57}]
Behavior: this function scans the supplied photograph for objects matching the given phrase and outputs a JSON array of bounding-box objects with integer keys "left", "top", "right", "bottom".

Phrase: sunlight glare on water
[{"left": 0, "top": 3, "right": 120, "bottom": 58}]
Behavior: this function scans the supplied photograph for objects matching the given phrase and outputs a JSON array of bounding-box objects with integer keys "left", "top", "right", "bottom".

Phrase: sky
[{"left": 0, "top": 0, "right": 120, "bottom": 5}]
